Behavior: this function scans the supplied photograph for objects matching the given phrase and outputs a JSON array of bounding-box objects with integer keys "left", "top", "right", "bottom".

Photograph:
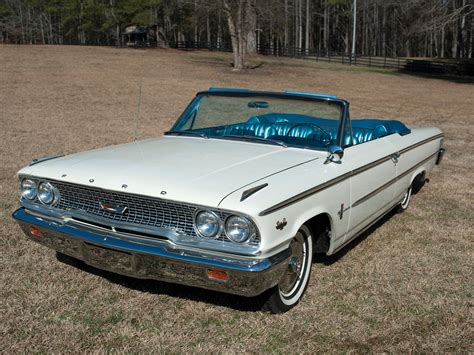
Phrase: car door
[{"left": 344, "top": 137, "right": 398, "bottom": 242}]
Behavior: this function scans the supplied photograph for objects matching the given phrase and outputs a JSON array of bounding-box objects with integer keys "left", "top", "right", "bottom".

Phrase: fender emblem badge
[
  {"left": 276, "top": 218, "right": 287, "bottom": 230},
  {"left": 338, "top": 203, "right": 344, "bottom": 219},
  {"left": 99, "top": 202, "right": 128, "bottom": 215}
]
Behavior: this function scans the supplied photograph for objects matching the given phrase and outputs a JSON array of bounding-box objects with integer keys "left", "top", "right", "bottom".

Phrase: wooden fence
[{"left": 170, "top": 41, "right": 474, "bottom": 77}]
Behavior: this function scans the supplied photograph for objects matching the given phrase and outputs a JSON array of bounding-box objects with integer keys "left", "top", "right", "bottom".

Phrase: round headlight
[
  {"left": 195, "top": 210, "right": 221, "bottom": 238},
  {"left": 21, "top": 179, "right": 37, "bottom": 200},
  {"left": 38, "top": 182, "right": 55, "bottom": 205},
  {"left": 225, "top": 215, "right": 254, "bottom": 243}
]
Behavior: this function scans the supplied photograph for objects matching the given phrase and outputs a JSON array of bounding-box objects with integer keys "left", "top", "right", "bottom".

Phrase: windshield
[{"left": 168, "top": 94, "right": 344, "bottom": 150}]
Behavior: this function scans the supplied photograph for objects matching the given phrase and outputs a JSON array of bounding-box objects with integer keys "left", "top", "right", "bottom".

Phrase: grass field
[{"left": 1, "top": 45, "right": 473, "bottom": 352}]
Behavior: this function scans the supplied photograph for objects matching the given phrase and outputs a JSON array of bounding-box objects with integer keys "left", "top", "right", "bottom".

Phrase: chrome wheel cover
[
  {"left": 400, "top": 186, "right": 412, "bottom": 209},
  {"left": 279, "top": 231, "right": 307, "bottom": 297}
]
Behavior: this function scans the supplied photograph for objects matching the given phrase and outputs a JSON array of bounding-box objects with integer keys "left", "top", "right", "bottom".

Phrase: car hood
[{"left": 22, "top": 136, "right": 320, "bottom": 207}]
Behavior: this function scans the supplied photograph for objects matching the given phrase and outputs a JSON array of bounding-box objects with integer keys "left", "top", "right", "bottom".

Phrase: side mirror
[{"left": 325, "top": 145, "right": 344, "bottom": 164}]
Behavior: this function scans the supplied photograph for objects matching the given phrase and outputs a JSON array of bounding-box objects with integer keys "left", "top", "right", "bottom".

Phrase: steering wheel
[{"left": 286, "top": 123, "right": 332, "bottom": 146}]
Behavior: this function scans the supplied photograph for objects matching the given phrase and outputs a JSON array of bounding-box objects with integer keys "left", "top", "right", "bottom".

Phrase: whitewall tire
[
  {"left": 263, "top": 225, "right": 313, "bottom": 313},
  {"left": 397, "top": 185, "right": 412, "bottom": 213}
]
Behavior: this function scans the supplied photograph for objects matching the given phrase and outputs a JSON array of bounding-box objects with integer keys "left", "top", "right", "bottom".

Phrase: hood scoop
[{"left": 240, "top": 183, "right": 269, "bottom": 202}]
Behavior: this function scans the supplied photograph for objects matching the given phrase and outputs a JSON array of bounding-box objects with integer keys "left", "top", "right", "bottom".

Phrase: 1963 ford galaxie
[{"left": 13, "top": 88, "right": 445, "bottom": 313}]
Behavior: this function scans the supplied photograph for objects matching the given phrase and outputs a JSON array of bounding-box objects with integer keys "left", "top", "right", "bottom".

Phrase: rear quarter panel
[{"left": 387, "top": 127, "right": 443, "bottom": 201}]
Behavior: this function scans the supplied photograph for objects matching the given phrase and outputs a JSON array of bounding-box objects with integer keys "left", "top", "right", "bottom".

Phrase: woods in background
[{"left": 1, "top": 0, "right": 473, "bottom": 65}]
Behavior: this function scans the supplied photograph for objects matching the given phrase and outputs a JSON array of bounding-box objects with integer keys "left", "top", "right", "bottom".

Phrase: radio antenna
[{"left": 134, "top": 79, "right": 143, "bottom": 141}]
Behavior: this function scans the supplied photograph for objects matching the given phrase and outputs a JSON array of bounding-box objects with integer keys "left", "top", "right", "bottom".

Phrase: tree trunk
[
  {"left": 323, "top": 0, "right": 328, "bottom": 52},
  {"left": 79, "top": 0, "right": 85, "bottom": 45},
  {"left": 49, "top": 13, "right": 53, "bottom": 44},
  {"left": 284, "top": 0, "right": 288, "bottom": 48},
  {"left": 298, "top": 0, "right": 303, "bottom": 49},
  {"left": 468, "top": 13, "right": 474, "bottom": 58},
  {"left": 217, "top": 10, "right": 222, "bottom": 49},
  {"left": 19, "top": 2, "right": 25, "bottom": 44},
  {"left": 40, "top": 16, "right": 45, "bottom": 44},
  {"left": 224, "top": 0, "right": 245, "bottom": 70},
  {"left": 452, "top": 0, "right": 459, "bottom": 58},
  {"left": 372, "top": 2, "right": 377, "bottom": 56},
  {"left": 460, "top": 0, "right": 467, "bottom": 57},
  {"left": 246, "top": 0, "right": 257, "bottom": 54},
  {"left": 382, "top": 4, "right": 386, "bottom": 57},
  {"left": 305, "top": 0, "right": 310, "bottom": 53},
  {"left": 194, "top": 0, "right": 198, "bottom": 44},
  {"left": 295, "top": 0, "right": 299, "bottom": 49},
  {"left": 27, "top": 3, "right": 32, "bottom": 44},
  {"left": 441, "top": 25, "right": 445, "bottom": 58},
  {"left": 206, "top": 14, "right": 211, "bottom": 48}
]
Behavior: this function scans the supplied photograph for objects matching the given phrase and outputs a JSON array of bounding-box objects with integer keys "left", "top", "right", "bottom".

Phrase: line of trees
[{"left": 1, "top": 0, "right": 473, "bottom": 69}]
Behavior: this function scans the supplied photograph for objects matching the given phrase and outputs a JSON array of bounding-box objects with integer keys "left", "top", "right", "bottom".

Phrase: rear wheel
[
  {"left": 397, "top": 185, "right": 412, "bottom": 213},
  {"left": 263, "top": 225, "right": 313, "bottom": 313}
]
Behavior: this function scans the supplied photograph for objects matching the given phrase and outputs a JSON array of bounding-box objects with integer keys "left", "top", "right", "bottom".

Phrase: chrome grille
[{"left": 48, "top": 181, "right": 258, "bottom": 245}]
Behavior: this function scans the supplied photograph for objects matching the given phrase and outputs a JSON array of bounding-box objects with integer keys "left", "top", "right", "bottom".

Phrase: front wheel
[{"left": 263, "top": 225, "right": 313, "bottom": 313}]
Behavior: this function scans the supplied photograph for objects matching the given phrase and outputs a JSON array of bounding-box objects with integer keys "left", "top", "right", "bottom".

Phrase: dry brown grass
[{"left": 1, "top": 45, "right": 473, "bottom": 353}]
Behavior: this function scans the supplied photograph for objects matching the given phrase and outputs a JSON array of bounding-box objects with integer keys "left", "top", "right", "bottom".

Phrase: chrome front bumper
[{"left": 13, "top": 208, "right": 290, "bottom": 297}]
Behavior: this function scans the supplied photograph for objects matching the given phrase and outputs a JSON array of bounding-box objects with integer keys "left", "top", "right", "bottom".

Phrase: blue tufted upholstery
[
  {"left": 286, "top": 125, "right": 316, "bottom": 138},
  {"left": 271, "top": 122, "right": 292, "bottom": 136},
  {"left": 352, "top": 128, "right": 374, "bottom": 145},
  {"left": 373, "top": 125, "right": 388, "bottom": 138},
  {"left": 217, "top": 116, "right": 410, "bottom": 147},
  {"left": 229, "top": 123, "right": 277, "bottom": 138},
  {"left": 352, "top": 119, "right": 410, "bottom": 136}
]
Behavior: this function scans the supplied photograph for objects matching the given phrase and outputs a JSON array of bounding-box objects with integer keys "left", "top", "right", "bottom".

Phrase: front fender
[{"left": 219, "top": 168, "right": 350, "bottom": 257}]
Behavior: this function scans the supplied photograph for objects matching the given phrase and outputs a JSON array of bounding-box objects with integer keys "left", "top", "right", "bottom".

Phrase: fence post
[{"left": 383, "top": 56, "right": 386, "bottom": 68}]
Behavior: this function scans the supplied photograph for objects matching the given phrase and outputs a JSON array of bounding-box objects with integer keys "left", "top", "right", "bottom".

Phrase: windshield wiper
[
  {"left": 164, "top": 130, "right": 208, "bottom": 138},
  {"left": 221, "top": 135, "right": 287, "bottom": 148}
]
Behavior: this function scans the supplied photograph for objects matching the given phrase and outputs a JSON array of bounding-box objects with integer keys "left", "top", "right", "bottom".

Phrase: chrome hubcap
[
  {"left": 279, "top": 232, "right": 306, "bottom": 296},
  {"left": 401, "top": 187, "right": 411, "bottom": 208},
  {"left": 289, "top": 256, "right": 301, "bottom": 273}
]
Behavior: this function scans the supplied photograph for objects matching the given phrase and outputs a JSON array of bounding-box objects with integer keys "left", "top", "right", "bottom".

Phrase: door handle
[{"left": 391, "top": 152, "right": 400, "bottom": 164}]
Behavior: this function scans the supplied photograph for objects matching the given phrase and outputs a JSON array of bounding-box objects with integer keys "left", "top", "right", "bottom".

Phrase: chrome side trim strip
[
  {"left": 259, "top": 173, "right": 351, "bottom": 216},
  {"left": 399, "top": 133, "right": 444, "bottom": 155},
  {"left": 332, "top": 197, "right": 402, "bottom": 254},
  {"left": 259, "top": 134, "right": 443, "bottom": 216},
  {"left": 351, "top": 151, "right": 439, "bottom": 208}
]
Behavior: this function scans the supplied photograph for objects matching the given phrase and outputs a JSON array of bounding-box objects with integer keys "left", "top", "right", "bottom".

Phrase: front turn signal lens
[
  {"left": 206, "top": 269, "right": 229, "bottom": 282},
  {"left": 30, "top": 226, "right": 42, "bottom": 237}
]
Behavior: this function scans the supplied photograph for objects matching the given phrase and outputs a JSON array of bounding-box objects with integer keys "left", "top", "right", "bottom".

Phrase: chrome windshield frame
[{"left": 169, "top": 90, "right": 349, "bottom": 148}]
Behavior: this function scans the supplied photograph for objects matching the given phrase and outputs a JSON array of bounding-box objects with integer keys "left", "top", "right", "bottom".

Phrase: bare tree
[{"left": 223, "top": 0, "right": 256, "bottom": 69}]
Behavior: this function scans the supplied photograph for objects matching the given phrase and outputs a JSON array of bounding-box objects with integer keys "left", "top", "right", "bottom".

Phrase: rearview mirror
[
  {"left": 325, "top": 145, "right": 344, "bottom": 164},
  {"left": 247, "top": 101, "right": 269, "bottom": 108}
]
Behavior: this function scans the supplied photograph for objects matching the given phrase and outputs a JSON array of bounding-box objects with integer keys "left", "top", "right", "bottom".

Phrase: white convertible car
[{"left": 13, "top": 88, "right": 445, "bottom": 313}]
